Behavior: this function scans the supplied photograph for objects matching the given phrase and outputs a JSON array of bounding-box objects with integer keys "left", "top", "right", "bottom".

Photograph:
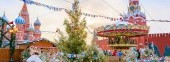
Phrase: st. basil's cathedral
[{"left": 1, "top": 3, "right": 41, "bottom": 44}]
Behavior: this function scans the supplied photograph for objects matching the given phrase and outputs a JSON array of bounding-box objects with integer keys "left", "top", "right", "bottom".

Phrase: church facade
[{"left": 1, "top": 3, "right": 41, "bottom": 44}]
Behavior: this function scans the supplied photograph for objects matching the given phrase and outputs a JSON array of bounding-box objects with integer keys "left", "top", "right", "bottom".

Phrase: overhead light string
[{"left": 22, "top": 0, "right": 170, "bottom": 22}]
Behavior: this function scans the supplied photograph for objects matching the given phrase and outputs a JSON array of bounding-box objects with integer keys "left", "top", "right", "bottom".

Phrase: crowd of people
[
  {"left": 103, "top": 47, "right": 170, "bottom": 62},
  {"left": 22, "top": 46, "right": 170, "bottom": 62},
  {"left": 103, "top": 50, "right": 124, "bottom": 61},
  {"left": 26, "top": 51, "right": 65, "bottom": 62},
  {"left": 22, "top": 46, "right": 65, "bottom": 62}
]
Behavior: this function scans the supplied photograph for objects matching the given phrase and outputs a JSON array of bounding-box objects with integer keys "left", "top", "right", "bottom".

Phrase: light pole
[
  {"left": 9, "top": 27, "right": 17, "bottom": 62},
  {"left": 0, "top": 16, "right": 13, "bottom": 48},
  {"left": 0, "top": 17, "right": 5, "bottom": 48},
  {"left": 0, "top": 15, "right": 16, "bottom": 62}
]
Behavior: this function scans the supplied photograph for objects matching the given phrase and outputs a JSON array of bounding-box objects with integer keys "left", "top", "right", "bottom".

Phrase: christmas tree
[
  {"left": 82, "top": 42, "right": 108, "bottom": 62},
  {"left": 56, "top": 0, "right": 108, "bottom": 61},
  {"left": 56, "top": 0, "right": 87, "bottom": 60}
]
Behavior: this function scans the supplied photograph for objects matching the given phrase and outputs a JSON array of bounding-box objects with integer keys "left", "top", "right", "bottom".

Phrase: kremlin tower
[{"left": 124, "top": 0, "right": 146, "bottom": 25}]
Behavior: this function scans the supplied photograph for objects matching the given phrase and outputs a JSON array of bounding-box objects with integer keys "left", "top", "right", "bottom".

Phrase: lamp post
[
  {"left": 0, "top": 16, "right": 13, "bottom": 48},
  {"left": 9, "top": 27, "right": 17, "bottom": 62},
  {"left": 0, "top": 15, "right": 16, "bottom": 62},
  {"left": 0, "top": 17, "right": 5, "bottom": 48}
]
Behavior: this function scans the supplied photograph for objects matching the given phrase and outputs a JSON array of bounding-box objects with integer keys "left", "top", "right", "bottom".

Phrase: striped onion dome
[
  {"left": 27, "top": 24, "right": 35, "bottom": 31},
  {"left": 15, "top": 15, "right": 25, "bottom": 24},
  {"left": 34, "top": 18, "right": 41, "bottom": 26},
  {"left": 2, "top": 12, "right": 9, "bottom": 22}
]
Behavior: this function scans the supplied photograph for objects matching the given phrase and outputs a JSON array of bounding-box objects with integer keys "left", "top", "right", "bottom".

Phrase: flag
[
  {"left": 8, "top": 21, "right": 13, "bottom": 24},
  {"left": 23, "top": 0, "right": 26, "bottom": 3}
]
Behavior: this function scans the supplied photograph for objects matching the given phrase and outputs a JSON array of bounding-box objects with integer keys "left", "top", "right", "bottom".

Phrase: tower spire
[
  {"left": 92, "top": 29, "right": 98, "bottom": 42},
  {"left": 21, "top": 3, "right": 28, "bottom": 13},
  {"left": 20, "top": 3, "right": 30, "bottom": 31}
]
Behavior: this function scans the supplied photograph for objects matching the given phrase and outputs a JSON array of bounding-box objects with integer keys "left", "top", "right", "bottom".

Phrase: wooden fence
[{"left": 0, "top": 48, "right": 24, "bottom": 62}]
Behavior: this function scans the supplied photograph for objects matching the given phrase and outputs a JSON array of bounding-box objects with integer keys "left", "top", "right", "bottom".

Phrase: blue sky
[{"left": 0, "top": 0, "right": 170, "bottom": 42}]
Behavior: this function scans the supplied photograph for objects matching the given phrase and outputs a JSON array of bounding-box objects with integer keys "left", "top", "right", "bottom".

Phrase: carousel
[
  {"left": 95, "top": 0, "right": 150, "bottom": 50},
  {"left": 95, "top": 19, "right": 149, "bottom": 50}
]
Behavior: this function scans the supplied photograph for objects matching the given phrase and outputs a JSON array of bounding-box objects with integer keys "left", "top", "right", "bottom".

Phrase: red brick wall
[
  {"left": 136, "top": 33, "right": 170, "bottom": 56},
  {"left": 96, "top": 33, "right": 170, "bottom": 56}
]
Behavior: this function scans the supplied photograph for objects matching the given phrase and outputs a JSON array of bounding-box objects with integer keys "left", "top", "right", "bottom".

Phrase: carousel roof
[{"left": 95, "top": 19, "right": 150, "bottom": 37}]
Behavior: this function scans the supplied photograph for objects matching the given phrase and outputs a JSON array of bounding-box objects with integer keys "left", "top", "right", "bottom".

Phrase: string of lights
[
  {"left": 62, "top": 0, "right": 115, "bottom": 20},
  {"left": 140, "top": 2, "right": 165, "bottom": 33},
  {"left": 101, "top": 0, "right": 121, "bottom": 14},
  {"left": 22, "top": 0, "right": 170, "bottom": 22}
]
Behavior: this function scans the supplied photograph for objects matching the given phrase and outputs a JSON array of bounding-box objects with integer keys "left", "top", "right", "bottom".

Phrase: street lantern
[
  {"left": 9, "top": 26, "right": 18, "bottom": 62},
  {"left": 9, "top": 27, "right": 18, "bottom": 33}
]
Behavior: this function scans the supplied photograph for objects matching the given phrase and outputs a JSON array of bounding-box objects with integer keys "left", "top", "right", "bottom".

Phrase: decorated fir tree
[
  {"left": 56, "top": 0, "right": 107, "bottom": 61},
  {"left": 82, "top": 41, "right": 108, "bottom": 62},
  {"left": 56, "top": 0, "right": 87, "bottom": 60}
]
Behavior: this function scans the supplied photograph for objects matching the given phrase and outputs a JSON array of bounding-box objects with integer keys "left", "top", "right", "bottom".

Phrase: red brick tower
[
  {"left": 127, "top": 0, "right": 146, "bottom": 25},
  {"left": 20, "top": 3, "right": 30, "bottom": 32}
]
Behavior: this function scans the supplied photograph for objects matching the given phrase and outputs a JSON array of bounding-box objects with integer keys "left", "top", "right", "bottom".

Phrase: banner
[{"left": 22, "top": 0, "right": 170, "bottom": 22}]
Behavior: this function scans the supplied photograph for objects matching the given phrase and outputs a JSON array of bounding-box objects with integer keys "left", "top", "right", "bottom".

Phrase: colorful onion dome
[
  {"left": 2, "top": 12, "right": 9, "bottom": 22},
  {"left": 15, "top": 15, "right": 25, "bottom": 24},
  {"left": 34, "top": 18, "right": 41, "bottom": 26},
  {"left": 34, "top": 30, "right": 41, "bottom": 34},
  {"left": 27, "top": 24, "right": 35, "bottom": 31}
]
